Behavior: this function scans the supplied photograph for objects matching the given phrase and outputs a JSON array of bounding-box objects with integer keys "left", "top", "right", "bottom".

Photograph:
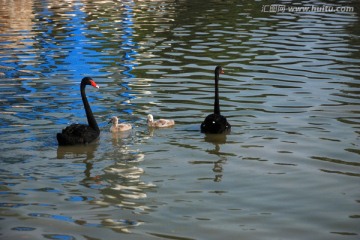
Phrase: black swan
[
  {"left": 57, "top": 77, "right": 100, "bottom": 145},
  {"left": 201, "top": 66, "right": 231, "bottom": 134}
]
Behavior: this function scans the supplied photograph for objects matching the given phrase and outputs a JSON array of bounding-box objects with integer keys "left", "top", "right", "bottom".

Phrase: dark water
[{"left": 1, "top": 0, "right": 360, "bottom": 239}]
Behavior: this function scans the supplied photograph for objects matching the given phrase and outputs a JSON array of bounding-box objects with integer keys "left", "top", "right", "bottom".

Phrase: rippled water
[{"left": 1, "top": 0, "right": 360, "bottom": 239}]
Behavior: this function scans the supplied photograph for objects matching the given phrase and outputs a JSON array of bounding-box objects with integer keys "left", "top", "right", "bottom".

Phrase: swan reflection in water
[
  {"left": 203, "top": 133, "right": 232, "bottom": 182},
  {"left": 56, "top": 142, "right": 100, "bottom": 182},
  {"left": 56, "top": 138, "right": 153, "bottom": 232},
  {"left": 99, "top": 142, "right": 153, "bottom": 217}
]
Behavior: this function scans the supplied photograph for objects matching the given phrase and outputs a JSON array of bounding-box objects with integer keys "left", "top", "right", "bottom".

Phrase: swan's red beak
[
  {"left": 90, "top": 80, "right": 99, "bottom": 89},
  {"left": 220, "top": 69, "right": 225, "bottom": 74}
]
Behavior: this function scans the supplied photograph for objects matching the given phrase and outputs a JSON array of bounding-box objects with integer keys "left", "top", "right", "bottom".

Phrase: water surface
[{"left": 0, "top": 0, "right": 359, "bottom": 239}]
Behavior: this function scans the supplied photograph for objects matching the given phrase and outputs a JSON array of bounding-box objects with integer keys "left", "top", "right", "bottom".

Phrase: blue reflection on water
[
  {"left": 0, "top": 1, "right": 139, "bottom": 130},
  {"left": 60, "top": 2, "right": 101, "bottom": 79},
  {"left": 66, "top": 195, "right": 94, "bottom": 202},
  {"left": 29, "top": 213, "right": 74, "bottom": 223},
  {"left": 51, "top": 214, "right": 74, "bottom": 223},
  {"left": 43, "top": 234, "right": 75, "bottom": 240},
  {"left": 116, "top": 2, "right": 138, "bottom": 115}
]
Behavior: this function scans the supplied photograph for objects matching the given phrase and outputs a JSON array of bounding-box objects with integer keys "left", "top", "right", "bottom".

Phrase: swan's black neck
[
  {"left": 81, "top": 82, "right": 99, "bottom": 132},
  {"left": 214, "top": 69, "right": 220, "bottom": 115}
]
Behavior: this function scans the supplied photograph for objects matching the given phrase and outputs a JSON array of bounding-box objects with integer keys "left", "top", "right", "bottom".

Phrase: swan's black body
[
  {"left": 57, "top": 77, "right": 100, "bottom": 146},
  {"left": 201, "top": 66, "right": 231, "bottom": 134}
]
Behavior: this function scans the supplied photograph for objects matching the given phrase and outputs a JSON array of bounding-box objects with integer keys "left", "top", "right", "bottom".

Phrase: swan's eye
[{"left": 212, "top": 121, "right": 215, "bottom": 124}]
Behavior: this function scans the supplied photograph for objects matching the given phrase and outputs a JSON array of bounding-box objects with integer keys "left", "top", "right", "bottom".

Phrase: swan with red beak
[{"left": 57, "top": 77, "right": 100, "bottom": 145}]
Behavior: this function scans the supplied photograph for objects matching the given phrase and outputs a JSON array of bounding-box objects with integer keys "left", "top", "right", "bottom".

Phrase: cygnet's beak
[{"left": 108, "top": 119, "right": 112, "bottom": 124}]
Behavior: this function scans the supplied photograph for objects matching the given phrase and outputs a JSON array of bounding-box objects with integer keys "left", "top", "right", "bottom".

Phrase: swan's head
[
  {"left": 82, "top": 77, "right": 99, "bottom": 89},
  {"left": 108, "top": 116, "right": 118, "bottom": 124},
  {"left": 215, "top": 66, "right": 224, "bottom": 74},
  {"left": 147, "top": 114, "right": 154, "bottom": 123}
]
